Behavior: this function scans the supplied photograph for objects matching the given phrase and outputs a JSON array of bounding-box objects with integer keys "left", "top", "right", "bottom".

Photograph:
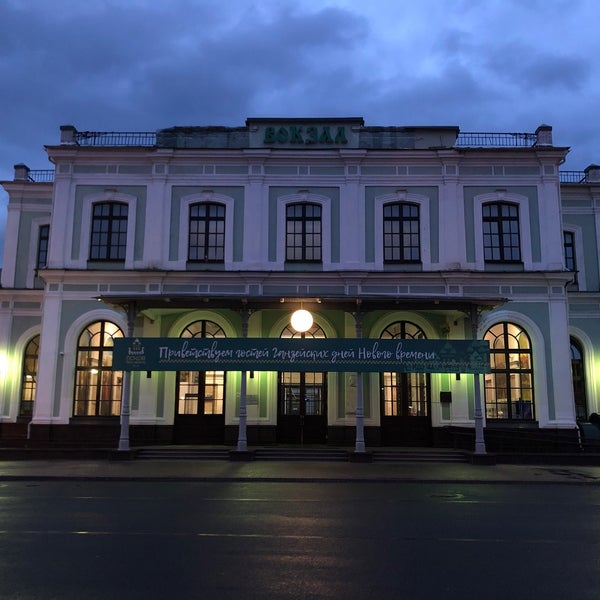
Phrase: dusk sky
[{"left": 1, "top": 0, "right": 598, "bottom": 263}]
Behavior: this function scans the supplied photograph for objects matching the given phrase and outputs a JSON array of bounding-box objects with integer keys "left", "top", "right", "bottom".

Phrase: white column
[
  {"left": 471, "top": 306, "right": 487, "bottom": 454},
  {"left": 33, "top": 294, "right": 63, "bottom": 423},
  {"left": 547, "top": 298, "right": 577, "bottom": 426},
  {"left": 118, "top": 303, "right": 136, "bottom": 451}
]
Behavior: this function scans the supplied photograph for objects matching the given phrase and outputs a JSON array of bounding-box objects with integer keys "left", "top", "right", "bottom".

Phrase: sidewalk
[{"left": 2, "top": 457, "right": 600, "bottom": 484}]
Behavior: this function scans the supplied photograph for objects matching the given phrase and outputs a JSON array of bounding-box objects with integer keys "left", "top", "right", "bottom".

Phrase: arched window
[
  {"left": 482, "top": 202, "right": 521, "bottom": 262},
  {"left": 570, "top": 338, "right": 587, "bottom": 421},
  {"left": 484, "top": 322, "right": 534, "bottom": 420},
  {"left": 188, "top": 202, "right": 225, "bottom": 262},
  {"left": 19, "top": 335, "right": 40, "bottom": 418},
  {"left": 286, "top": 203, "right": 322, "bottom": 262},
  {"left": 89, "top": 201, "right": 128, "bottom": 261},
  {"left": 177, "top": 320, "right": 226, "bottom": 415},
  {"left": 73, "top": 321, "right": 123, "bottom": 417},
  {"left": 383, "top": 202, "right": 420, "bottom": 263},
  {"left": 380, "top": 321, "right": 429, "bottom": 417}
]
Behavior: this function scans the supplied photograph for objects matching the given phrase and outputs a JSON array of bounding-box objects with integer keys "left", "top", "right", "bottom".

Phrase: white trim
[
  {"left": 569, "top": 326, "right": 598, "bottom": 417},
  {"left": 4, "top": 327, "right": 40, "bottom": 421},
  {"left": 479, "top": 309, "right": 548, "bottom": 426},
  {"left": 176, "top": 192, "right": 235, "bottom": 268},
  {"left": 77, "top": 191, "right": 137, "bottom": 269},
  {"left": 373, "top": 191, "right": 431, "bottom": 268},
  {"left": 563, "top": 224, "right": 586, "bottom": 291},
  {"left": 473, "top": 192, "right": 532, "bottom": 270},
  {"left": 26, "top": 219, "right": 50, "bottom": 288},
  {"left": 60, "top": 309, "right": 127, "bottom": 421},
  {"left": 276, "top": 192, "right": 331, "bottom": 268}
]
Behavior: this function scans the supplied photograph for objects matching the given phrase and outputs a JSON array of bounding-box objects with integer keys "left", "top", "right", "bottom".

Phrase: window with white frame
[
  {"left": 188, "top": 202, "right": 225, "bottom": 262},
  {"left": 383, "top": 202, "right": 421, "bottom": 263},
  {"left": 482, "top": 202, "right": 521, "bottom": 263},
  {"left": 89, "top": 202, "right": 128, "bottom": 261},
  {"left": 286, "top": 202, "right": 322, "bottom": 262}
]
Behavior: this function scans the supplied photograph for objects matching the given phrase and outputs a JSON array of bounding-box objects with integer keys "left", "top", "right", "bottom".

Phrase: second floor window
[
  {"left": 563, "top": 231, "right": 576, "bottom": 272},
  {"left": 188, "top": 203, "right": 225, "bottom": 262},
  {"left": 36, "top": 224, "right": 50, "bottom": 269},
  {"left": 383, "top": 202, "right": 420, "bottom": 262},
  {"left": 90, "top": 202, "right": 128, "bottom": 261},
  {"left": 482, "top": 202, "right": 521, "bottom": 262},
  {"left": 286, "top": 202, "right": 322, "bottom": 262}
]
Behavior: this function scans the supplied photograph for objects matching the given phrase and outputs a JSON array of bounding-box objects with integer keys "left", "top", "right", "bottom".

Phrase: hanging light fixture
[{"left": 291, "top": 308, "right": 313, "bottom": 333}]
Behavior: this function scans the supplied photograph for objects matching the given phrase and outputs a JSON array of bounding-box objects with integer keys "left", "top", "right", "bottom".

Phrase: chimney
[
  {"left": 535, "top": 124, "right": 553, "bottom": 146},
  {"left": 13, "top": 163, "right": 30, "bottom": 181},
  {"left": 60, "top": 125, "right": 78, "bottom": 145}
]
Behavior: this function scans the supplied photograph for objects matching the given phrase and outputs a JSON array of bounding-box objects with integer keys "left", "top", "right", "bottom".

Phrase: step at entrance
[
  {"left": 253, "top": 447, "right": 349, "bottom": 462},
  {"left": 371, "top": 449, "right": 468, "bottom": 463},
  {"left": 136, "top": 447, "right": 230, "bottom": 461}
]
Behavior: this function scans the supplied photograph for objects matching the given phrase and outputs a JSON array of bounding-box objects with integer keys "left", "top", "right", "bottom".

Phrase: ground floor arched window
[
  {"left": 570, "top": 337, "right": 588, "bottom": 421},
  {"left": 19, "top": 335, "right": 40, "bottom": 418},
  {"left": 484, "top": 322, "right": 534, "bottom": 420},
  {"left": 73, "top": 321, "right": 123, "bottom": 417}
]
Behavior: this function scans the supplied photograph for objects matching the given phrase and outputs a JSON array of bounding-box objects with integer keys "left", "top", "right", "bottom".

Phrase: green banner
[{"left": 113, "top": 338, "right": 490, "bottom": 373}]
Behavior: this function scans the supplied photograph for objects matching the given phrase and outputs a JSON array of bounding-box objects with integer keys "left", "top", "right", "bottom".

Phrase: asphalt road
[{"left": 1, "top": 480, "right": 598, "bottom": 600}]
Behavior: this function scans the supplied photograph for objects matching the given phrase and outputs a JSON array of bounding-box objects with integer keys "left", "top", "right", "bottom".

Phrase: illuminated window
[
  {"left": 484, "top": 322, "right": 534, "bottom": 420},
  {"left": 383, "top": 202, "right": 420, "bottom": 262},
  {"left": 571, "top": 338, "right": 587, "bottom": 421},
  {"left": 380, "top": 321, "right": 429, "bottom": 417},
  {"left": 188, "top": 203, "right": 225, "bottom": 262},
  {"left": 177, "top": 320, "right": 226, "bottom": 415},
  {"left": 286, "top": 203, "right": 322, "bottom": 262},
  {"left": 482, "top": 202, "right": 521, "bottom": 262},
  {"left": 73, "top": 321, "right": 123, "bottom": 417},
  {"left": 89, "top": 202, "right": 128, "bottom": 261},
  {"left": 19, "top": 335, "right": 40, "bottom": 418}
]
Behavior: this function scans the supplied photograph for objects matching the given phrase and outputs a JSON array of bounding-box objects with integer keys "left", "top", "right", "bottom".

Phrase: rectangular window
[
  {"left": 563, "top": 231, "right": 576, "bottom": 272},
  {"left": 36, "top": 224, "right": 50, "bottom": 269},
  {"left": 188, "top": 203, "right": 225, "bottom": 262},
  {"left": 483, "top": 203, "right": 521, "bottom": 262},
  {"left": 383, "top": 203, "right": 420, "bottom": 262},
  {"left": 89, "top": 202, "right": 128, "bottom": 261},
  {"left": 285, "top": 203, "right": 322, "bottom": 262}
]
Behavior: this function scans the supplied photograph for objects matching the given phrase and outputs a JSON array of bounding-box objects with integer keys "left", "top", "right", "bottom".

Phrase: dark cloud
[{"left": 0, "top": 0, "right": 599, "bottom": 263}]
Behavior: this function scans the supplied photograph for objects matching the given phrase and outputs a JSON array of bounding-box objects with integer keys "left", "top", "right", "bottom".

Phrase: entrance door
[
  {"left": 173, "top": 320, "right": 226, "bottom": 444},
  {"left": 277, "top": 322, "right": 328, "bottom": 444},
  {"left": 277, "top": 371, "right": 327, "bottom": 444},
  {"left": 379, "top": 321, "right": 432, "bottom": 446},
  {"left": 174, "top": 369, "right": 225, "bottom": 443}
]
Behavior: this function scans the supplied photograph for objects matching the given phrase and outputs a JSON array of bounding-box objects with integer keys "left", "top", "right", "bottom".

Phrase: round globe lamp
[{"left": 291, "top": 309, "right": 313, "bottom": 333}]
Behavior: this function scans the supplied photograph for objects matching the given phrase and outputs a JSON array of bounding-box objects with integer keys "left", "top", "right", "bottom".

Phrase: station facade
[{"left": 1, "top": 118, "right": 599, "bottom": 452}]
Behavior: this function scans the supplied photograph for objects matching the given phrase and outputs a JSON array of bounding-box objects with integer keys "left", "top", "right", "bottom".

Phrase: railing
[
  {"left": 75, "top": 131, "right": 156, "bottom": 146},
  {"left": 456, "top": 132, "right": 538, "bottom": 147},
  {"left": 559, "top": 170, "right": 586, "bottom": 183},
  {"left": 27, "top": 169, "right": 55, "bottom": 183}
]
